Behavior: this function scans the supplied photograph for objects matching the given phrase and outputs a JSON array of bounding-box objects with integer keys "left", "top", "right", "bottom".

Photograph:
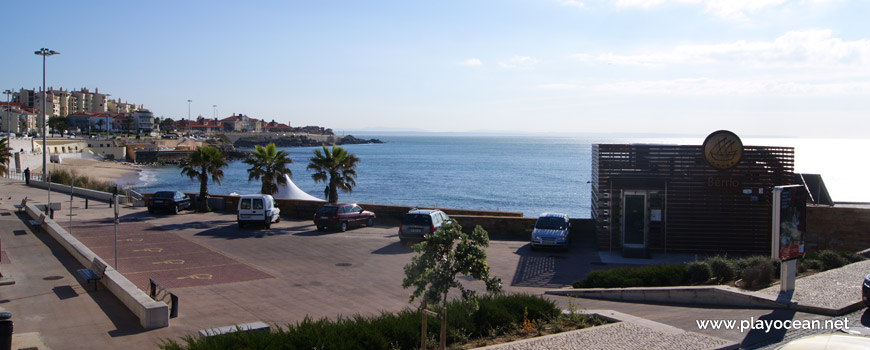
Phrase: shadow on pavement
[
  {"left": 740, "top": 309, "right": 797, "bottom": 348},
  {"left": 22, "top": 214, "right": 146, "bottom": 336},
  {"left": 510, "top": 239, "right": 606, "bottom": 288},
  {"left": 372, "top": 241, "right": 412, "bottom": 255}
]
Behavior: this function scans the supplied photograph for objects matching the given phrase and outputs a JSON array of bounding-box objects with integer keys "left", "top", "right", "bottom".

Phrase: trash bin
[{"left": 0, "top": 312, "right": 12, "bottom": 350}]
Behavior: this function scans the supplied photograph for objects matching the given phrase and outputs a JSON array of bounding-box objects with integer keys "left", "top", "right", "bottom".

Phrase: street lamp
[
  {"left": 187, "top": 99, "right": 192, "bottom": 138},
  {"left": 3, "top": 90, "right": 12, "bottom": 175},
  {"left": 35, "top": 48, "right": 59, "bottom": 182}
]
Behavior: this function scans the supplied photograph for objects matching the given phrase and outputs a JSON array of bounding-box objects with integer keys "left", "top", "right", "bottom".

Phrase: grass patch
[
  {"left": 159, "top": 294, "right": 606, "bottom": 350},
  {"left": 48, "top": 168, "right": 117, "bottom": 193}
]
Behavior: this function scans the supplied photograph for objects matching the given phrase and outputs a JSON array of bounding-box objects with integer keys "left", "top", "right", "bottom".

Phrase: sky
[{"left": 4, "top": 0, "right": 869, "bottom": 138}]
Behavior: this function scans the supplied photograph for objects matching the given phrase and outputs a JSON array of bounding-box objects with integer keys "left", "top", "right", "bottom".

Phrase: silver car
[
  {"left": 398, "top": 209, "right": 450, "bottom": 245},
  {"left": 530, "top": 213, "right": 571, "bottom": 250}
]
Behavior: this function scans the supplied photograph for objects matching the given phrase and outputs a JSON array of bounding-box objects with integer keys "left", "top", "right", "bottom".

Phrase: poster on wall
[{"left": 772, "top": 185, "right": 806, "bottom": 261}]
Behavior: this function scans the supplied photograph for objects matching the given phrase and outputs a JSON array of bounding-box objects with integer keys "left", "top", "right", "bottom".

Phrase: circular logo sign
[{"left": 703, "top": 130, "right": 743, "bottom": 170}]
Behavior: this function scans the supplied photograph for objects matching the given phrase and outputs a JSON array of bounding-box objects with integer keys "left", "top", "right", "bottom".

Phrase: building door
[{"left": 623, "top": 191, "right": 647, "bottom": 249}]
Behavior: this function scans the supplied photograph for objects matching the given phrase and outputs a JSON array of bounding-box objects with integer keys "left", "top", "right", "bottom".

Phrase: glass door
[{"left": 623, "top": 192, "right": 647, "bottom": 248}]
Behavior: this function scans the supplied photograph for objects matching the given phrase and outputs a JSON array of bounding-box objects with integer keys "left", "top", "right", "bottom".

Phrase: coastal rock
[{"left": 233, "top": 135, "right": 384, "bottom": 148}]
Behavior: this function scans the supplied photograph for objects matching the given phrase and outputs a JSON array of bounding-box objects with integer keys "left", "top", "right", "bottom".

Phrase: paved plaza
[{"left": 1, "top": 178, "right": 869, "bottom": 349}]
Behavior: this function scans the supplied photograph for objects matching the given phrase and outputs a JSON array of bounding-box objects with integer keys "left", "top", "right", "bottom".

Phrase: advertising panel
[{"left": 772, "top": 185, "right": 806, "bottom": 261}]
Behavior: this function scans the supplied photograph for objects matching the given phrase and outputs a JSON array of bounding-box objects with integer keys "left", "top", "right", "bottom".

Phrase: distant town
[
  {"left": 0, "top": 86, "right": 382, "bottom": 167},
  {"left": 0, "top": 86, "right": 333, "bottom": 137}
]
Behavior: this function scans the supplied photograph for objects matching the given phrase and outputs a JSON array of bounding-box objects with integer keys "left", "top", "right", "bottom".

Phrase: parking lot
[{"left": 58, "top": 206, "right": 598, "bottom": 341}]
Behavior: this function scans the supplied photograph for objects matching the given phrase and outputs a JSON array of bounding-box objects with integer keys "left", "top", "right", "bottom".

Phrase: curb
[{"left": 546, "top": 285, "right": 862, "bottom": 316}]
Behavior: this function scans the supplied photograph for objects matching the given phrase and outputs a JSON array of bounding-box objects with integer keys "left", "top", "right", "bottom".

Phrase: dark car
[
  {"left": 147, "top": 191, "right": 191, "bottom": 214},
  {"left": 313, "top": 203, "right": 376, "bottom": 232},
  {"left": 864, "top": 273, "right": 870, "bottom": 307}
]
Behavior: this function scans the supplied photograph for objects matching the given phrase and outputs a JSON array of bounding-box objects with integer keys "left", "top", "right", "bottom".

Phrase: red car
[{"left": 313, "top": 203, "right": 376, "bottom": 232}]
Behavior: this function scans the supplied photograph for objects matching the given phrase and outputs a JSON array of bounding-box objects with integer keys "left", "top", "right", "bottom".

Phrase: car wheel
[
  {"left": 265, "top": 219, "right": 271, "bottom": 229},
  {"left": 367, "top": 217, "right": 374, "bottom": 227},
  {"left": 400, "top": 238, "right": 408, "bottom": 247},
  {"left": 238, "top": 222, "right": 244, "bottom": 229},
  {"left": 172, "top": 205, "right": 179, "bottom": 215},
  {"left": 340, "top": 222, "right": 347, "bottom": 232},
  {"left": 275, "top": 215, "right": 280, "bottom": 223},
  {"left": 148, "top": 208, "right": 154, "bottom": 214}
]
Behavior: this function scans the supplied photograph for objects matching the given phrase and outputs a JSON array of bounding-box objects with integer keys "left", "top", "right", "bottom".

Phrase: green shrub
[
  {"left": 740, "top": 258, "right": 775, "bottom": 289},
  {"left": 840, "top": 251, "right": 866, "bottom": 264},
  {"left": 705, "top": 256, "right": 737, "bottom": 282},
  {"left": 573, "top": 264, "right": 688, "bottom": 288},
  {"left": 818, "top": 250, "right": 848, "bottom": 271},
  {"left": 802, "top": 259, "right": 823, "bottom": 270},
  {"left": 687, "top": 261, "right": 712, "bottom": 284},
  {"left": 160, "top": 293, "right": 568, "bottom": 350}
]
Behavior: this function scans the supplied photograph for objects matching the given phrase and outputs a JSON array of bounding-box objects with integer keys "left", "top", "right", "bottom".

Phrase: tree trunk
[
  {"left": 328, "top": 183, "right": 338, "bottom": 203},
  {"left": 440, "top": 294, "right": 447, "bottom": 350},
  {"left": 199, "top": 171, "right": 210, "bottom": 212}
]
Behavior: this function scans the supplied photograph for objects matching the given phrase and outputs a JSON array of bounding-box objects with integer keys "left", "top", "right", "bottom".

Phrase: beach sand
[{"left": 35, "top": 158, "right": 142, "bottom": 185}]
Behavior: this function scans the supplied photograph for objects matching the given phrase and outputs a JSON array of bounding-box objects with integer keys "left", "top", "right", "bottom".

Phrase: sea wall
[{"left": 806, "top": 205, "right": 870, "bottom": 252}]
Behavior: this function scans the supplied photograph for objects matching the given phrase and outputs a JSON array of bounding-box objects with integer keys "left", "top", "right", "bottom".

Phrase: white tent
[{"left": 274, "top": 174, "right": 324, "bottom": 202}]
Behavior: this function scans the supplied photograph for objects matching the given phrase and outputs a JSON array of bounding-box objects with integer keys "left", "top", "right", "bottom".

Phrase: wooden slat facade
[{"left": 592, "top": 144, "right": 794, "bottom": 255}]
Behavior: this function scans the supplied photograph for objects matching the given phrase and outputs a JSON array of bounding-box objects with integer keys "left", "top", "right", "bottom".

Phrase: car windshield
[
  {"left": 535, "top": 217, "right": 567, "bottom": 230},
  {"left": 402, "top": 214, "right": 432, "bottom": 226},
  {"left": 316, "top": 206, "right": 338, "bottom": 215},
  {"left": 153, "top": 192, "right": 175, "bottom": 199}
]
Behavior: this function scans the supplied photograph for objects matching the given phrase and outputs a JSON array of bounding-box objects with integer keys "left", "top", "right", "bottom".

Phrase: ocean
[{"left": 131, "top": 135, "right": 869, "bottom": 218}]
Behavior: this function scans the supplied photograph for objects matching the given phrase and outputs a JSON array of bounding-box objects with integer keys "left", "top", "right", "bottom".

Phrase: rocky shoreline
[{"left": 233, "top": 134, "right": 384, "bottom": 148}]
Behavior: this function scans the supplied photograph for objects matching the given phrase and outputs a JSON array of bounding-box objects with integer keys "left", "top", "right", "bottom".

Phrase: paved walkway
[
  {"left": 1, "top": 176, "right": 867, "bottom": 350},
  {"left": 758, "top": 260, "right": 870, "bottom": 312}
]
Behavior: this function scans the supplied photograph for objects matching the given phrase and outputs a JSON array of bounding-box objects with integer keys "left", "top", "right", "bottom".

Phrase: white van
[{"left": 237, "top": 194, "right": 281, "bottom": 229}]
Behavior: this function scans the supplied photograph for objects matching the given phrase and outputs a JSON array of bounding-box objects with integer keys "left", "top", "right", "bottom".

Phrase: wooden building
[{"left": 591, "top": 131, "right": 794, "bottom": 256}]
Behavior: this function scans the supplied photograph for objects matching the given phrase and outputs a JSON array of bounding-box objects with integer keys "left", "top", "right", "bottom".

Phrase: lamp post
[
  {"left": 187, "top": 99, "right": 192, "bottom": 138},
  {"left": 3, "top": 90, "right": 11, "bottom": 138},
  {"left": 35, "top": 48, "right": 59, "bottom": 182}
]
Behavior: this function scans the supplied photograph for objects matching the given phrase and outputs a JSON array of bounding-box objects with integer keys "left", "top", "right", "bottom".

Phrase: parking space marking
[
  {"left": 153, "top": 259, "right": 185, "bottom": 265},
  {"left": 68, "top": 219, "right": 275, "bottom": 290}
]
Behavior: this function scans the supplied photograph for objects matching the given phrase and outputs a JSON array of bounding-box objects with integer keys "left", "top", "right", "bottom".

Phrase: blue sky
[{"left": 4, "top": 0, "right": 869, "bottom": 138}]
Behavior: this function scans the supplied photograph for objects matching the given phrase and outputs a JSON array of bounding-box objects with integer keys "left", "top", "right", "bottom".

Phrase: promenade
[{"left": 1, "top": 177, "right": 867, "bottom": 349}]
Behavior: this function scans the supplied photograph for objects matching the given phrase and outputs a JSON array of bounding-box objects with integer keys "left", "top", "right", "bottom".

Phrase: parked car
[
  {"left": 237, "top": 194, "right": 281, "bottom": 229},
  {"left": 398, "top": 209, "right": 450, "bottom": 245},
  {"left": 314, "top": 203, "right": 376, "bottom": 232},
  {"left": 530, "top": 213, "right": 571, "bottom": 250},
  {"left": 863, "top": 273, "right": 870, "bottom": 307},
  {"left": 146, "top": 191, "right": 191, "bottom": 214}
]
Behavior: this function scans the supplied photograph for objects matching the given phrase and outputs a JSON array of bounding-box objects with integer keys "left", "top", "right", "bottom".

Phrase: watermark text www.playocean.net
[{"left": 696, "top": 317, "right": 849, "bottom": 333}]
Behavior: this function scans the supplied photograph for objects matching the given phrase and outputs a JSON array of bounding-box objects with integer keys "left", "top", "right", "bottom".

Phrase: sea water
[{"left": 132, "top": 135, "right": 869, "bottom": 218}]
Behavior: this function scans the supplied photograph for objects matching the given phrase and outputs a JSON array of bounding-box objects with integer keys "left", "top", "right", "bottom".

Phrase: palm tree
[
  {"left": 179, "top": 146, "right": 227, "bottom": 212},
  {"left": 307, "top": 144, "right": 359, "bottom": 203},
  {"left": 0, "top": 137, "right": 12, "bottom": 175},
  {"left": 244, "top": 143, "right": 293, "bottom": 195}
]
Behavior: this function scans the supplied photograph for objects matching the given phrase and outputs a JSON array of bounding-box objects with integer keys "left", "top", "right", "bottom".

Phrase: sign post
[
  {"left": 114, "top": 185, "right": 119, "bottom": 270},
  {"left": 772, "top": 185, "right": 806, "bottom": 292}
]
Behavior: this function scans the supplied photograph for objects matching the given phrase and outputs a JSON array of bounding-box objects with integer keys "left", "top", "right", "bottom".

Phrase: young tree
[
  {"left": 0, "top": 137, "right": 12, "bottom": 175},
  {"left": 179, "top": 146, "right": 227, "bottom": 212},
  {"left": 403, "top": 220, "right": 502, "bottom": 350},
  {"left": 244, "top": 143, "right": 293, "bottom": 195},
  {"left": 306, "top": 143, "right": 359, "bottom": 203},
  {"left": 47, "top": 116, "right": 69, "bottom": 136}
]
